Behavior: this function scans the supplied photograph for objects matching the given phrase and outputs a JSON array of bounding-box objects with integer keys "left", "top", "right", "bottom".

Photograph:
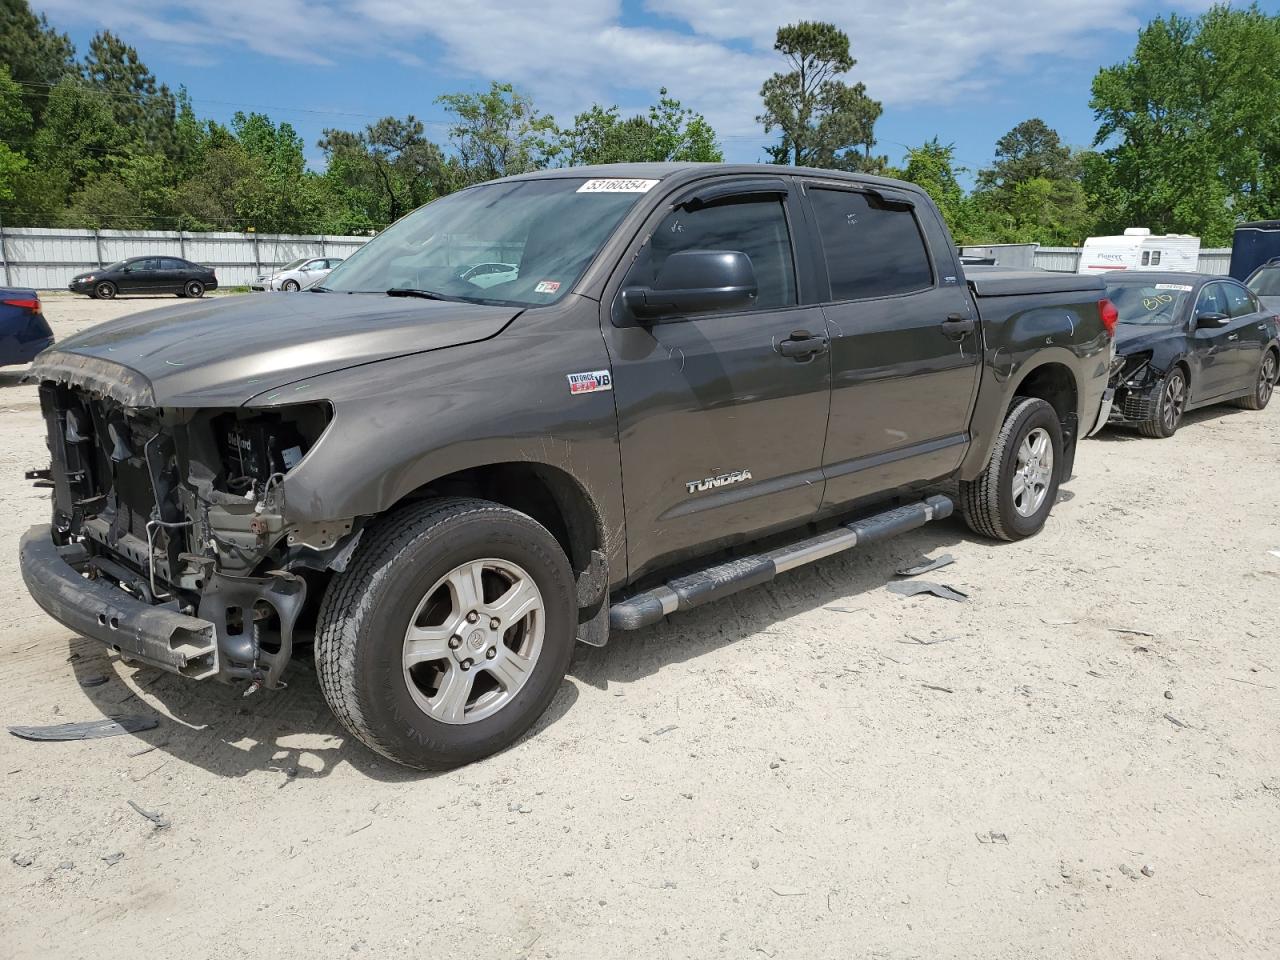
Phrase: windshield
[
  {"left": 104, "top": 259, "right": 130, "bottom": 272},
  {"left": 277, "top": 258, "right": 308, "bottom": 272},
  {"left": 1247, "top": 266, "right": 1280, "bottom": 297},
  {"left": 322, "top": 177, "right": 650, "bottom": 305},
  {"left": 1104, "top": 280, "right": 1195, "bottom": 325}
]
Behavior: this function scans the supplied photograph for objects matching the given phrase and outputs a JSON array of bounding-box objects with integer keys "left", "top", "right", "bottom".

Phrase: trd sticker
[
  {"left": 576, "top": 178, "right": 660, "bottom": 194},
  {"left": 535, "top": 280, "right": 561, "bottom": 294},
  {"left": 567, "top": 370, "right": 612, "bottom": 395}
]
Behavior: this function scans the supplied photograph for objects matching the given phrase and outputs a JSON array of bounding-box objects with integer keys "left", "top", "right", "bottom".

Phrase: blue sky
[{"left": 37, "top": 0, "right": 1280, "bottom": 181}]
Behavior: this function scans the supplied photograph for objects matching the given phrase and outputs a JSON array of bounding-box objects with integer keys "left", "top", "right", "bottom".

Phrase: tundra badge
[{"left": 686, "top": 469, "right": 753, "bottom": 495}]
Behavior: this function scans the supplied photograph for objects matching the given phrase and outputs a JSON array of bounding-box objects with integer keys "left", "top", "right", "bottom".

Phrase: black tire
[
  {"left": 282, "top": 279, "right": 300, "bottom": 292},
  {"left": 94, "top": 280, "right": 116, "bottom": 300},
  {"left": 315, "top": 497, "right": 576, "bottom": 770},
  {"left": 1232, "top": 350, "right": 1276, "bottom": 411},
  {"left": 960, "top": 397, "right": 1063, "bottom": 541},
  {"left": 184, "top": 280, "right": 205, "bottom": 299},
  {"left": 1138, "top": 367, "right": 1187, "bottom": 438}
]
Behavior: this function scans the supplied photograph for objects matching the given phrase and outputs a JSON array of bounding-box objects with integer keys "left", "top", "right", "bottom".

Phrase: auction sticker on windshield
[
  {"left": 1155, "top": 283, "right": 1194, "bottom": 291},
  {"left": 577, "top": 179, "right": 660, "bottom": 194}
]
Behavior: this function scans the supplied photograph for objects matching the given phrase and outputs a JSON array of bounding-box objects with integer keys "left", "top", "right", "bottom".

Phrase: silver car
[{"left": 251, "top": 257, "right": 344, "bottom": 292}]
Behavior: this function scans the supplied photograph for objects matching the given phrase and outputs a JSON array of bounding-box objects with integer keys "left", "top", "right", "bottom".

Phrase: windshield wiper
[
  {"left": 308, "top": 285, "right": 330, "bottom": 293},
  {"left": 386, "top": 287, "right": 452, "bottom": 301}
]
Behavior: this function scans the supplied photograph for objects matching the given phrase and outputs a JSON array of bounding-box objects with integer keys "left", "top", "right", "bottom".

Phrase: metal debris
[
  {"left": 652, "top": 724, "right": 678, "bottom": 737},
  {"left": 100, "top": 852, "right": 124, "bottom": 866},
  {"left": 921, "top": 683, "right": 954, "bottom": 694},
  {"left": 8, "top": 715, "right": 160, "bottom": 741},
  {"left": 975, "top": 831, "right": 1009, "bottom": 845},
  {"left": 896, "top": 554, "right": 956, "bottom": 577},
  {"left": 886, "top": 581, "right": 968, "bottom": 602},
  {"left": 1164, "top": 713, "right": 1188, "bottom": 729},
  {"left": 127, "top": 799, "right": 170, "bottom": 829},
  {"left": 1110, "top": 627, "right": 1154, "bottom": 638}
]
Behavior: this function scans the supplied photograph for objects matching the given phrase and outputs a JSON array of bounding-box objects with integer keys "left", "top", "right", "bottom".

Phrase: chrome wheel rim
[
  {"left": 1012, "top": 426, "right": 1053, "bottom": 518},
  {"left": 401, "top": 558, "right": 544, "bottom": 725},
  {"left": 1259, "top": 355, "right": 1276, "bottom": 405},
  {"left": 1162, "top": 374, "right": 1185, "bottom": 432}
]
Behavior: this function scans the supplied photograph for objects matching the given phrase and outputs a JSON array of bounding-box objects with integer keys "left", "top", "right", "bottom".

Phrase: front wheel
[
  {"left": 1139, "top": 368, "right": 1186, "bottom": 438},
  {"left": 960, "top": 397, "right": 1063, "bottom": 541},
  {"left": 281, "top": 279, "right": 300, "bottom": 292},
  {"left": 1233, "top": 350, "right": 1276, "bottom": 411},
  {"left": 94, "top": 281, "right": 116, "bottom": 300},
  {"left": 315, "top": 498, "right": 577, "bottom": 770}
]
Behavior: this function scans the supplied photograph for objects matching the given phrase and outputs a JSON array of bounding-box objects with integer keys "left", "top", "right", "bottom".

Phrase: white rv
[{"left": 1076, "top": 228, "right": 1200, "bottom": 275}]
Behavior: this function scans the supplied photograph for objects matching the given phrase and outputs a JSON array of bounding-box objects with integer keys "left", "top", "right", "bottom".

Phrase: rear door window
[
  {"left": 808, "top": 188, "right": 934, "bottom": 301},
  {"left": 1223, "top": 282, "right": 1258, "bottom": 318}
]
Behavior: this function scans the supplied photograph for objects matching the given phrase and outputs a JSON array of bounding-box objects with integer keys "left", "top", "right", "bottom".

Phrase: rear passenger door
[
  {"left": 602, "top": 178, "right": 832, "bottom": 581},
  {"left": 1220, "top": 281, "right": 1270, "bottom": 389},
  {"left": 802, "top": 181, "right": 981, "bottom": 508}
]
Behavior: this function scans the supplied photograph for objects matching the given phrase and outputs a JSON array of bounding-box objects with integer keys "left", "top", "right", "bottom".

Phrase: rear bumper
[{"left": 19, "top": 524, "right": 219, "bottom": 679}]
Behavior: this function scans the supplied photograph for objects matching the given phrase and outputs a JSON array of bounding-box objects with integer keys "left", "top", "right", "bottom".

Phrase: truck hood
[
  {"left": 1114, "top": 321, "right": 1180, "bottom": 355},
  {"left": 31, "top": 292, "right": 521, "bottom": 407}
]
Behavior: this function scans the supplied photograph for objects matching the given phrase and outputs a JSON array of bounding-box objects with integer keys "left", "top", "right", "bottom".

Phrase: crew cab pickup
[{"left": 19, "top": 163, "right": 1114, "bottom": 769}]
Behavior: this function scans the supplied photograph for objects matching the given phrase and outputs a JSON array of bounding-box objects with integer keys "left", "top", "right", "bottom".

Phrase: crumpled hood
[
  {"left": 1115, "top": 321, "right": 1180, "bottom": 356},
  {"left": 32, "top": 292, "right": 521, "bottom": 407}
]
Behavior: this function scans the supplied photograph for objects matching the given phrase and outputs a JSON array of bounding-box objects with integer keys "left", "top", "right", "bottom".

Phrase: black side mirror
[
  {"left": 1195, "top": 311, "right": 1230, "bottom": 329},
  {"left": 622, "top": 250, "right": 757, "bottom": 320}
]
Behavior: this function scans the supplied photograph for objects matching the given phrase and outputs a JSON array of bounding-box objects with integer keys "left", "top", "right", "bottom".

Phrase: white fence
[
  {"left": 1032, "top": 246, "right": 1232, "bottom": 274},
  {"left": 0, "top": 227, "right": 372, "bottom": 289}
]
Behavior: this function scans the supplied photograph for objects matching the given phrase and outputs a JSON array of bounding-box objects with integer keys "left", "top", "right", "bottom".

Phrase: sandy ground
[{"left": 1, "top": 294, "right": 1278, "bottom": 959}]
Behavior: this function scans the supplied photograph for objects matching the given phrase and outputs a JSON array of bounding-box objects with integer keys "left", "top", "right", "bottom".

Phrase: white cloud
[{"left": 38, "top": 0, "right": 1211, "bottom": 139}]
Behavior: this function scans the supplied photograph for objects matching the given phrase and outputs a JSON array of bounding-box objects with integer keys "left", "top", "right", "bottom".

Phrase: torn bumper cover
[{"left": 20, "top": 524, "right": 305, "bottom": 687}]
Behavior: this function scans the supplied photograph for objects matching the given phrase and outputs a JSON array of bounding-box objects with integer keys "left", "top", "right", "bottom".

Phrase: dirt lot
[{"left": 2, "top": 294, "right": 1278, "bottom": 959}]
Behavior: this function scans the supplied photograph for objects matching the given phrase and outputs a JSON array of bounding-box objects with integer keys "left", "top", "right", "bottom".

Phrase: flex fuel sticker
[
  {"left": 1155, "top": 283, "right": 1193, "bottom": 291},
  {"left": 577, "top": 178, "right": 660, "bottom": 194},
  {"left": 567, "top": 370, "right": 612, "bottom": 395},
  {"left": 535, "top": 280, "right": 561, "bottom": 294}
]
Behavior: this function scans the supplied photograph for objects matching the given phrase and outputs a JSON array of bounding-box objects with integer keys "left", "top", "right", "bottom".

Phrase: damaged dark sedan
[{"left": 1104, "top": 272, "right": 1279, "bottom": 437}]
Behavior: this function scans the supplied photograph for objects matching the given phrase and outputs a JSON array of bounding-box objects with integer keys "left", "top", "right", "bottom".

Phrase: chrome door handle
[{"left": 1227, "top": 333, "right": 1240, "bottom": 341}]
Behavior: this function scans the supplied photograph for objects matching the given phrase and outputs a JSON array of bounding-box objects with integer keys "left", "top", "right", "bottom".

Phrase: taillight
[
  {"left": 2, "top": 297, "right": 40, "bottom": 312},
  {"left": 1098, "top": 298, "right": 1118, "bottom": 338}
]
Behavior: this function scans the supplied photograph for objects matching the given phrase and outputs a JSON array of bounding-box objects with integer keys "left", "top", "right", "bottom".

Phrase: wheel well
[
  {"left": 394, "top": 462, "right": 602, "bottom": 580},
  {"left": 1012, "top": 362, "right": 1077, "bottom": 423}
]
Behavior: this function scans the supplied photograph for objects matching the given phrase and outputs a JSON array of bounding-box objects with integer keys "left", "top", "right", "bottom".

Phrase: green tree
[
  {"left": 0, "top": 66, "right": 29, "bottom": 201},
  {"left": 901, "top": 139, "right": 976, "bottom": 241},
  {"left": 81, "top": 30, "right": 179, "bottom": 158},
  {"left": 757, "top": 20, "right": 884, "bottom": 171},
  {"left": 437, "top": 82, "right": 559, "bottom": 186},
  {"left": 1090, "top": 4, "right": 1280, "bottom": 243},
  {"left": 562, "top": 89, "right": 723, "bottom": 164},
  {"left": 319, "top": 116, "right": 445, "bottom": 227},
  {"left": 0, "top": 0, "right": 76, "bottom": 121},
  {"left": 977, "top": 118, "right": 1077, "bottom": 191}
]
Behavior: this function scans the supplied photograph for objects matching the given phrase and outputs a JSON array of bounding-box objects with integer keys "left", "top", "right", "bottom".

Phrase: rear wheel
[
  {"left": 315, "top": 497, "right": 576, "bottom": 770},
  {"left": 960, "top": 397, "right": 1062, "bottom": 541},
  {"left": 1233, "top": 350, "right": 1276, "bottom": 411},
  {"left": 184, "top": 280, "right": 205, "bottom": 298},
  {"left": 1139, "top": 368, "right": 1187, "bottom": 438},
  {"left": 94, "top": 281, "right": 116, "bottom": 300}
]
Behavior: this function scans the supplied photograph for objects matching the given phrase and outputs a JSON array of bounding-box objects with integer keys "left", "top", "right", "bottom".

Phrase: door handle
[
  {"left": 1227, "top": 333, "right": 1240, "bottom": 341},
  {"left": 941, "top": 314, "right": 975, "bottom": 339},
  {"left": 777, "top": 331, "right": 829, "bottom": 360}
]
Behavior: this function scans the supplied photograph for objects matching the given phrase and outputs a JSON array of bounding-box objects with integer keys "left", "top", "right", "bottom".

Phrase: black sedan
[
  {"left": 1105, "top": 272, "right": 1279, "bottom": 437},
  {"left": 0, "top": 288, "right": 54, "bottom": 368},
  {"left": 68, "top": 256, "right": 218, "bottom": 300}
]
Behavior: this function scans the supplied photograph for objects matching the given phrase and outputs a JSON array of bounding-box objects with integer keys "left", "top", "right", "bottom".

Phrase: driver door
[
  {"left": 601, "top": 180, "right": 832, "bottom": 581},
  {"left": 1190, "top": 282, "right": 1235, "bottom": 401}
]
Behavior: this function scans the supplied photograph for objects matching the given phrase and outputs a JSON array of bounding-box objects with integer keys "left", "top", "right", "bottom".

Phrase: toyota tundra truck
[{"left": 19, "top": 164, "right": 1115, "bottom": 769}]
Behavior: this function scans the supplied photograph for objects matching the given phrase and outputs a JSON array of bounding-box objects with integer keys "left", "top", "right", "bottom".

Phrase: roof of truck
[{"left": 494, "top": 162, "right": 929, "bottom": 195}]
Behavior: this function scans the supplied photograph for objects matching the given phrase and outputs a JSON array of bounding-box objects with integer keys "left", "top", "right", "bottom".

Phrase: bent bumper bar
[{"left": 19, "top": 524, "right": 219, "bottom": 679}]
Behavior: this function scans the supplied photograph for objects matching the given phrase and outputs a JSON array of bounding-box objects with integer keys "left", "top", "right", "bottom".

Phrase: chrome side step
[{"left": 609, "top": 494, "right": 954, "bottom": 631}]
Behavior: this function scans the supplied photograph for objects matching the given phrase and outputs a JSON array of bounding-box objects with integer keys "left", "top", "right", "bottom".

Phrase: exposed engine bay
[{"left": 31, "top": 380, "right": 352, "bottom": 688}]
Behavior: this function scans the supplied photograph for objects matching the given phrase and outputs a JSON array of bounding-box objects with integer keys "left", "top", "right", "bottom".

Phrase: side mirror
[
  {"left": 622, "top": 250, "right": 757, "bottom": 320},
  {"left": 1195, "top": 311, "right": 1230, "bottom": 329}
]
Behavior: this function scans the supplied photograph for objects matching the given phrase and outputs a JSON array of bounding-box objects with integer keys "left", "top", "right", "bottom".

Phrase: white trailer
[{"left": 1076, "top": 228, "right": 1200, "bottom": 275}]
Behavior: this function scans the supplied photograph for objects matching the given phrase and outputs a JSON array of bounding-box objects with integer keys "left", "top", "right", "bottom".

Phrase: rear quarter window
[{"left": 809, "top": 188, "right": 934, "bottom": 301}]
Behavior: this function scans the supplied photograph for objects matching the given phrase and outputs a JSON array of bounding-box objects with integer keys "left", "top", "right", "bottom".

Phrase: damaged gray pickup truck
[{"left": 20, "top": 164, "right": 1114, "bottom": 769}]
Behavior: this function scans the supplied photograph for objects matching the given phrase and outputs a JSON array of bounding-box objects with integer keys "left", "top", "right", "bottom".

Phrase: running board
[{"left": 609, "top": 494, "right": 954, "bottom": 631}]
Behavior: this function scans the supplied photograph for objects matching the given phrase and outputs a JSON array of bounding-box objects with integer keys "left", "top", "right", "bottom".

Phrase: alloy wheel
[
  {"left": 1162, "top": 373, "right": 1186, "bottom": 433},
  {"left": 1011, "top": 426, "right": 1053, "bottom": 518},
  {"left": 1259, "top": 354, "right": 1276, "bottom": 406},
  {"left": 401, "top": 558, "right": 545, "bottom": 725}
]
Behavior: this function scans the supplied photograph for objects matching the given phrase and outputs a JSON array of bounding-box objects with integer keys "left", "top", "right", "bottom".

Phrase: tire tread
[{"left": 959, "top": 397, "right": 1052, "bottom": 542}]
